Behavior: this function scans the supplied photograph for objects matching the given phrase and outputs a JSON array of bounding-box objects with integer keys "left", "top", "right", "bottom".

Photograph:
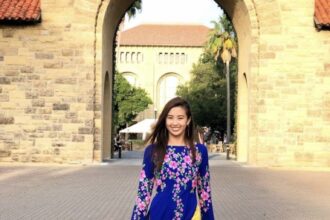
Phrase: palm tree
[
  {"left": 126, "top": 0, "right": 142, "bottom": 19},
  {"left": 207, "top": 15, "right": 237, "bottom": 147}
]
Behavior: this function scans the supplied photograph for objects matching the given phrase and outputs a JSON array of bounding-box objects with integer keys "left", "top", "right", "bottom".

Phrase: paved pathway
[{"left": 0, "top": 151, "right": 330, "bottom": 220}]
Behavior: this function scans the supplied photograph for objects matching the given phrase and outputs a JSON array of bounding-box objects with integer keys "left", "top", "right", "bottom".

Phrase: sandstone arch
[{"left": 94, "top": 0, "right": 260, "bottom": 162}]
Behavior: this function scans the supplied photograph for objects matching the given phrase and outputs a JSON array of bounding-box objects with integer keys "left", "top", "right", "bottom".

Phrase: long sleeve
[
  {"left": 131, "top": 145, "right": 155, "bottom": 220},
  {"left": 197, "top": 144, "right": 215, "bottom": 220}
]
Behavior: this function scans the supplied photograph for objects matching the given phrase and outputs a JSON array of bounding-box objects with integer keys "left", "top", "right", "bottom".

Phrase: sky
[{"left": 124, "top": 0, "right": 223, "bottom": 30}]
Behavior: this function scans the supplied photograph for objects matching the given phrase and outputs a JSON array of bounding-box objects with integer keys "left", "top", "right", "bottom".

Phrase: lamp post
[{"left": 154, "top": 108, "right": 157, "bottom": 119}]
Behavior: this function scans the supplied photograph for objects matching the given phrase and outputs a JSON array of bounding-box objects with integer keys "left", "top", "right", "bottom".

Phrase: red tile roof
[
  {"left": 120, "top": 24, "right": 210, "bottom": 47},
  {"left": 0, "top": 0, "right": 41, "bottom": 22},
  {"left": 314, "top": 0, "right": 330, "bottom": 29}
]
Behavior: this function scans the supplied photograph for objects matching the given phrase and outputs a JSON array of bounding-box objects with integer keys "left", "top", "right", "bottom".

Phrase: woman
[{"left": 131, "top": 97, "right": 214, "bottom": 220}]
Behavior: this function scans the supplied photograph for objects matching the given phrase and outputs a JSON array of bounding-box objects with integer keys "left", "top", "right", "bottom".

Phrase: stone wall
[
  {"left": 252, "top": 0, "right": 330, "bottom": 167},
  {"left": 0, "top": 0, "right": 98, "bottom": 163}
]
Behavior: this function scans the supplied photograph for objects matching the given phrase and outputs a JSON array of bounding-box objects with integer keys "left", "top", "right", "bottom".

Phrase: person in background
[{"left": 195, "top": 126, "right": 205, "bottom": 145}]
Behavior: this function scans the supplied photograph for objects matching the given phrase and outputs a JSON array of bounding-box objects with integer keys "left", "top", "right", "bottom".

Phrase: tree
[
  {"left": 117, "top": 0, "right": 142, "bottom": 52},
  {"left": 177, "top": 14, "right": 237, "bottom": 140},
  {"left": 207, "top": 14, "right": 237, "bottom": 144},
  {"left": 126, "top": 0, "right": 142, "bottom": 19},
  {"left": 113, "top": 72, "right": 152, "bottom": 130},
  {"left": 177, "top": 62, "right": 227, "bottom": 134}
]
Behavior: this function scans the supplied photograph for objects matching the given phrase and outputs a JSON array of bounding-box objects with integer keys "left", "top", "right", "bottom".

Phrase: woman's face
[{"left": 166, "top": 106, "right": 191, "bottom": 139}]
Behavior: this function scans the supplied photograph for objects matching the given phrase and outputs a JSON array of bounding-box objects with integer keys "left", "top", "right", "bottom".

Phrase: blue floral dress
[{"left": 131, "top": 143, "right": 214, "bottom": 220}]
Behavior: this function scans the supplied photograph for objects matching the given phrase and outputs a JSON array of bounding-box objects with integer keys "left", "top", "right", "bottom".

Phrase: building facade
[{"left": 116, "top": 24, "right": 209, "bottom": 119}]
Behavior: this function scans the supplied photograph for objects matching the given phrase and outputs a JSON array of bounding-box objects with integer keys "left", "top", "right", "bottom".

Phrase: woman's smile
[{"left": 166, "top": 106, "right": 190, "bottom": 139}]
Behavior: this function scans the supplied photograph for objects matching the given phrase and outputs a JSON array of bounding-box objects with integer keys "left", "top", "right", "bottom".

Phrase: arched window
[
  {"left": 158, "top": 73, "right": 182, "bottom": 109},
  {"left": 175, "top": 53, "right": 180, "bottom": 64},
  {"left": 158, "top": 52, "right": 163, "bottom": 64},
  {"left": 164, "top": 53, "right": 169, "bottom": 64},
  {"left": 122, "top": 72, "right": 138, "bottom": 87},
  {"left": 120, "top": 52, "right": 124, "bottom": 63},
  {"left": 125, "top": 52, "right": 130, "bottom": 63},
  {"left": 170, "top": 53, "right": 174, "bottom": 64},
  {"left": 180, "top": 53, "right": 185, "bottom": 64},
  {"left": 131, "top": 52, "right": 136, "bottom": 63},
  {"left": 137, "top": 52, "right": 142, "bottom": 63}
]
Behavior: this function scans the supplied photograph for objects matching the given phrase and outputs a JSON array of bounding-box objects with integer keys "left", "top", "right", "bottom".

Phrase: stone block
[
  {"left": 32, "top": 99, "right": 45, "bottom": 107},
  {"left": 20, "top": 66, "right": 34, "bottom": 73},
  {"left": 27, "top": 74, "right": 40, "bottom": 80},
  {"left": 38, "top": 89, "right": 54, "bottom": 97},
  {"left": 5, "top": 56, "right": 27, "bottom": 65},
  {"left": 84, "top": 119, "right": 93, "bottom": 127},
  {"left": 72, "top": 135, "right": 85, "bottom": 142},
  {"left": 53, "top": 148, "right": 60, "bottom": 155},
  {"left": 44, "top": 62, "right": 63, "bottom": 69},
  {"left": 25, "top": 91, "right": 39, "bottom": 99},
  {"left": 55, "top": 78, "right": 77, "bottom": 84},
  {"left": 0, "top": 94, "right": 9, "bottom": 102},
  {"left": 62, "top": 49, "right": 74, "bottom": 56},
  {"left": 31, "top": 148, "right": 40, "bottom": 154},
  {"left": 78, "top": 127, "right": 93, "bottom": 134},
  {"left": 0, "top": 116, "right": 14, "bottom": 124},
  {"left": 65, "top": 112, "right": 77, "bottom": 119},
  {"left": 20, "top": 155, "right": 30, "bottom": 162},
  {"left": 37, "top": 125, "right": 52, "bottom": 132},
  {"left": 2, "top": 29, "right": 15, "bottom": 38},
  {"left": 48, "top": 132, "right": 57, "bottom": 138},
  {"left": 35, "top": 53, "right": 54, "bottom": 59},
  {"left": 0, "top": 77, "right": 10, "bottom": 84},
  {"left": 0, "top": 150, "right": 10, "bottom": 157},
  {"left": 52, "top": 124, "right": 63, "bottom": 131},
  {"left": 53, "top": 103, "right": 70, "bottom": 111},
  {"left": 31, "top": 155, "right": 53, "bottom": 163},
  {"left": 25, "top": 107, "right": 37, "bottom": 114},
  {"left": 2, "top": 47, "right": 18, "bottom": 56},
  {"left": 12, "top": 76, "right": 26, "bottom": 83},
  {"left": 94, "top": 127, "right": 101, "bottom": 135},
  {"left": 52, "top": 142, "right": 65, "bottom": 148},
  {"left": 38, "top": 108, "right": 52, "bottom": 114}
]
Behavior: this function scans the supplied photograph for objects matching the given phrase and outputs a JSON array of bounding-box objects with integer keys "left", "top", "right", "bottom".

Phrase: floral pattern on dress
[
  {"left": 131, "top": 144, "right": 214, "bottom": 220},
  {"left": 132, "top": 164, "right": 154, "bottom": 220},
  {"left": 197, "top": 165, "right": 212, "bottom": 213},
  {"left": 154, "top": 147, "right": 203, "bottom": 219}
]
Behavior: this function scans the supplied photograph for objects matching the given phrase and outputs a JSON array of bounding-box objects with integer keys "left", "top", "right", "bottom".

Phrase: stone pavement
[{"left": 0, "top": 151, "right": 330, "bottom": 220}]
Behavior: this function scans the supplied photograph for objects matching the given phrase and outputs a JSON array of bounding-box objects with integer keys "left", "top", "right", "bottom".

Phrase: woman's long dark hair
[{"left": 146, "top": 97, "right": 196, "bottom": 171}]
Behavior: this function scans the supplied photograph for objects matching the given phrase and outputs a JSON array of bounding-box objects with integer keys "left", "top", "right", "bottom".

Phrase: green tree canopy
[
  {"left": 177, "top": 13, "right": 237, "bottom": 137},
  {"left": 113, "top": 73, "right": 152, "bottom": 130}
]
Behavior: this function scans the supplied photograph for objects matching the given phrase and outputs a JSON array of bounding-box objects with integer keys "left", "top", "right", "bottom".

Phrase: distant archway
[
  {"left": 102, "top": 71, "right": 112, "bottom": 161},
  {"left": 122, "top": 72, "right": 139, "bottom": 87},
  {"left": 157, "top": 72, "right": 184, "bottom": 111}
]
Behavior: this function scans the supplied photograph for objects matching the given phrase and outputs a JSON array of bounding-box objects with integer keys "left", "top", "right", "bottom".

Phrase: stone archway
[
  {"left": 95, "top": 0, "right": 260, "bottom": 163},
  {"left": 102, "top": 71, "right": 112, "bottom": 160}
]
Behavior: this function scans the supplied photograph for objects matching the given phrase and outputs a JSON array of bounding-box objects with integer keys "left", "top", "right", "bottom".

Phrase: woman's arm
[
  {"left": 131, "top": 145, "right": 155, "bottom": 220},
  {"left": 197, "top": 144, "right": 215, "bottom": 220}
]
